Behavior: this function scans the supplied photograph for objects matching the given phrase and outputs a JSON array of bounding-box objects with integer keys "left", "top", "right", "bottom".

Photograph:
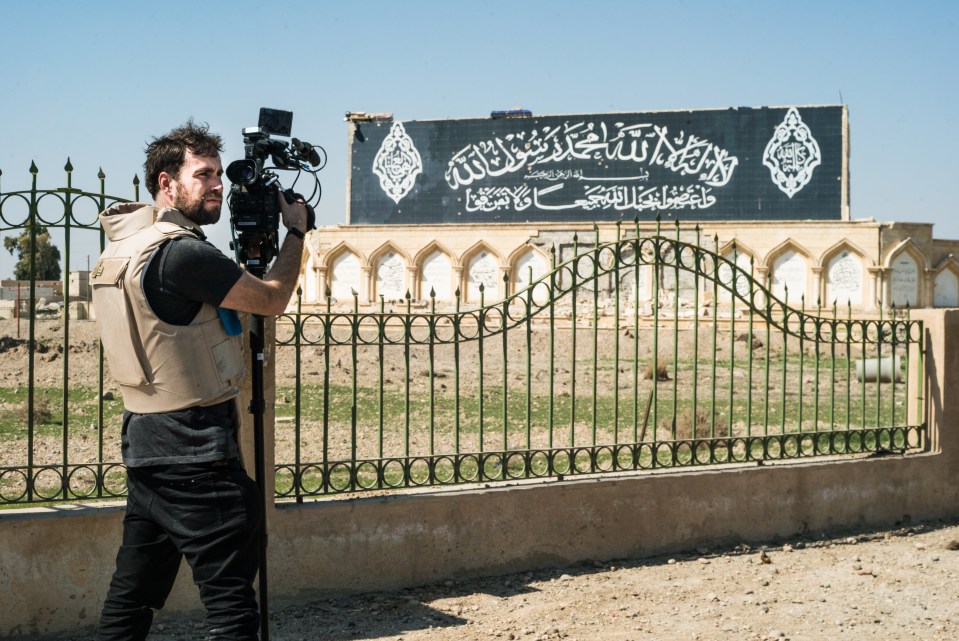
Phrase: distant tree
[{"left": 3, "top": 225, "right": 62, "bottom": 281}]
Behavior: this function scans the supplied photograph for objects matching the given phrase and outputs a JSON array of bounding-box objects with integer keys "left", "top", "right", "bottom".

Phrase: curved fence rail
[{"left": 274, "top": 221, "right": 926, "bottom": 499}]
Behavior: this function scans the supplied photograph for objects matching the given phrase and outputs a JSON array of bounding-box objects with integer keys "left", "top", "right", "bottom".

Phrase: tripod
[{"left": 244, "top": 258, "right": 272, "bottom": 641}]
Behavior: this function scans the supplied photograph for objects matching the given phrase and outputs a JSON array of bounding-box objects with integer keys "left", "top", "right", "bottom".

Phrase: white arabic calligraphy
[
  {"left": 763, "top": 108, "right": 822, "bottom": 198},
  {"left": 445, "top": 120, "right": 738, "bottom": 190},
  {"left": 464, "top": 183, "right": 716, "bottom": 213},
  {"left": 373, "top": 122, "right": 423, "bottom": 204}
]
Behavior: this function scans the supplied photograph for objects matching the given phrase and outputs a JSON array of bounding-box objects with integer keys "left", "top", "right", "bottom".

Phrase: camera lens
[{"left": 226, "top": 159, "right": 258, "bottom": 185}]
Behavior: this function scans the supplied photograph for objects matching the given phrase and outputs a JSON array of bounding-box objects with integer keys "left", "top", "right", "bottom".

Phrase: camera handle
[{"left": 282, "top": 188, "right": 317, "bottom": 231}]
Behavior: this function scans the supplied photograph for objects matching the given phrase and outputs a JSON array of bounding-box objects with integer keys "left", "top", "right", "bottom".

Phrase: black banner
[{"left": 348, "top": 105, "right": 847, "bottom": 225}]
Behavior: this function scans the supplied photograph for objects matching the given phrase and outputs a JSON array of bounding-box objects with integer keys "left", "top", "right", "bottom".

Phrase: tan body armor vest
[{"left": 91, "top": 203, "right": 244, "bottom": 413}]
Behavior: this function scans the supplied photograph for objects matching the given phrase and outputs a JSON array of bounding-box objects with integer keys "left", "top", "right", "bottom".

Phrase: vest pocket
[
  {"left": 211, "top": 335, "right": 244, "bottom": 385},
  {"left": 91, "top": 257, "right": 152, "bottom": 385}
]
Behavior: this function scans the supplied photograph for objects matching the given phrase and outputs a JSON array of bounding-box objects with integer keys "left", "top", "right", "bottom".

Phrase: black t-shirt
[
  {"left": 144, "top": 235, "right": 244, "bottom": 324},
  {"left": 121, "top": 234, "right": 246, "bottom": 468}
]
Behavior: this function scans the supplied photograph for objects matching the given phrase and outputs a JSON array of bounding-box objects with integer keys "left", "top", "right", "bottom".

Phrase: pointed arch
[
  {"left": 819, "top": 238, "right": 874, "bottom": 271},
  {"left": 461, "top": 241, "right": 505, "bottom": 303},
  {"left": 762, "top": 238, "right": 812, "bottom": 272},
  {"left": 718, "top": 238, "right": 759, "bottom": 264},
  {"left": 321, "top": 240, "right": 365, "bottom": 273},
  {"left": 508, "top": 244, "right": 551, "bottom": 295},
  {"left": 370, "top": 241, "right": 412, "bottom": 303},
  {"left": 764, "top": 239, "right": 812, "bottom": 304},
  {"left": 369, "top": 241, "right": 413, "bottom": 269},
  {"left": 884, "top": 238, "right": 927, "bottom": 308},
  {"left": 716, "top": 239, "right": 759, "bottom": 302},
  {"left": 933, "top": 255, "right": 959, "bottom": 308},
  {"left": 883, "top": 238, "right": 929, "bottom": 271},
  {"left": 324, "top": 242, "right": 364, "bottom": 304},
  {"left": 820, "top": 239, "right": 869, "bottom": 307},
  {"left": 934, "top": 254, "right": 959, "bottom": 274},
  {"left": 414, "top": 240, "right": 457, "bottom": 302},
  {"left": 413, "top": 239, "right": 460, "bottom": 270}
]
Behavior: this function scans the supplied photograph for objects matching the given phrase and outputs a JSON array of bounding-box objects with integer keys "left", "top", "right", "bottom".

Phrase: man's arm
[{"left": 219, "top": 192, "right": 309, "bottom": 316}]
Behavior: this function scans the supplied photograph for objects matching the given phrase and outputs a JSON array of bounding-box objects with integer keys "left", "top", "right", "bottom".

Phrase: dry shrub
[
  {"left": 643, "top": 362, "right": 671, "bottom": 381},
  {"left": 19, "top": 394, "right": 54, "bottom": 425},
  {"left": 666, "top": 409, "right": 728, "bottom": 441}
]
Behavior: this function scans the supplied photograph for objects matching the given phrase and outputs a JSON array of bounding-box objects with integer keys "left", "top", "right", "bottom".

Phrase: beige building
[{"left": 301, "top": 218, "right": 959, "bottom": 312}]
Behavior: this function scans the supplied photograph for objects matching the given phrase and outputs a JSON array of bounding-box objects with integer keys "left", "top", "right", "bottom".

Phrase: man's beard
[{"left": 174, "top": 189, "right": 221, "bottom": 225}]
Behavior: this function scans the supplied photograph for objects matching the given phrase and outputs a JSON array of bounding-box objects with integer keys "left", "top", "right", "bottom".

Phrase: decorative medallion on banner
[
  {"left": 372, "top": 121, "right": 423, "bottom": 204},
  {"left": 763, "top": 108, "right": 822, "bottom": 198}
]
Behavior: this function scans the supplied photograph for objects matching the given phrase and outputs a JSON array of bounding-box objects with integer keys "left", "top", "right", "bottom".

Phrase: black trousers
[{"left": 97, "top": 461, "right": 262, "bottom": 641}]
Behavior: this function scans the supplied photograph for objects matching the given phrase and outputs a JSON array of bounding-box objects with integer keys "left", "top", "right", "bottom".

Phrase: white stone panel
[
  {"left": 330, "top": 251, "right": 360, "bottom": 303},
  {"left": 377, "top": 252, "right": 406, "bottom": 301},
  {"left": 515, "top": 250, "right": 548, "bottom": 292},
  {"left": 889, "top": 253, "right": 919, "bottom": 307},
  {"left": 718, "top": 251, "right": 753, "bottom": 301},
  {"left": 421, "top": 251, "right": 453, "bottom": 301},
  {"left": 468, "top": 251, "right": 500, "bottom": 301},
  {"left": 934, "top": 269, "right": 959, "bottom": 307},
  {"left": 826, "top": 251, "right": 863, "bottom": 306},
  {"left": 304, "top": 252, "right": 318, "bottom": 303},
  {"left": 615, "top": 264, "right": 651, "bottom": 305},
  {"left": 771, "top": 250, "right": 807, "bottom": 303}
]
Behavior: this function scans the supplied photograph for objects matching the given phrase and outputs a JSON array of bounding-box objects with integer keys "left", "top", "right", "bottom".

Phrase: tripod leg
[{"left": 249, "top": 315, "right": 270, "bottom": 641}]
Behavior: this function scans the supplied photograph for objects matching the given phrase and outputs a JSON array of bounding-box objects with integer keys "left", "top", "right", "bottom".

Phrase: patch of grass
[{"left": 0, "top": 386, "right": 123, "bottom": 440}]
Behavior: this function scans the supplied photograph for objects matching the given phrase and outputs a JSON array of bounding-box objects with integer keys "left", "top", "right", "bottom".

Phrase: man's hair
[{"left": 144, "top": 119, "right": 223, "bottom": 198}]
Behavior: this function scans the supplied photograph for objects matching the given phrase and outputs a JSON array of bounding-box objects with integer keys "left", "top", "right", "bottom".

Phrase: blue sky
[{"left": 1, "top": 0, "right": 956, "bottom": 276}]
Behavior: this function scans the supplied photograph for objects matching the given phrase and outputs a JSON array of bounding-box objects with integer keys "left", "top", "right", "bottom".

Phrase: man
[{"left": 92, "top": 120, "right": 308, "bottom": 641}]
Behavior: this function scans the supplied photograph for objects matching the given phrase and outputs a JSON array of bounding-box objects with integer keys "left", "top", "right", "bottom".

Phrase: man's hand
[{"left": 279, "top": 189, "right": 308, "bottom": 235}]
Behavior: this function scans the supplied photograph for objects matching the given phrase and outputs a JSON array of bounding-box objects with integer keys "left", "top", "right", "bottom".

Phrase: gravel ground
[{"left": 44, "top": 519, "right": 959, "bottom": 641}]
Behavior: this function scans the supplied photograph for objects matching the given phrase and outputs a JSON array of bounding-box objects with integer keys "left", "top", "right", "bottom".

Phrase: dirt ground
[{"left": 42, "top": 518, "right": 959, "bottom": 641}]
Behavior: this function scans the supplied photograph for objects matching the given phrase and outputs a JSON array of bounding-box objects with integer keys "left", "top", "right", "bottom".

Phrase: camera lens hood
[{"left": 226, "top": 159, "right": 259, "bottom": 186}]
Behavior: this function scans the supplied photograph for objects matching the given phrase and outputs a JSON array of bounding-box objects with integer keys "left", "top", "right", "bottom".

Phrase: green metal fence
[
  {"left": 273, "top": 221, "right": 926, "bottom": 499},
  {"left": 0, "top": 168, "right": 927, "bottom": 506},
  {"left": 0, "top": 162, "right": 133, "bottom": 504}
]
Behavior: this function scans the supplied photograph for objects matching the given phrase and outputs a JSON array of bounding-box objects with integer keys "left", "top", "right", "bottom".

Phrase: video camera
[{"left": 226, "top": 108, "right": 325, "bottom": 272}]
